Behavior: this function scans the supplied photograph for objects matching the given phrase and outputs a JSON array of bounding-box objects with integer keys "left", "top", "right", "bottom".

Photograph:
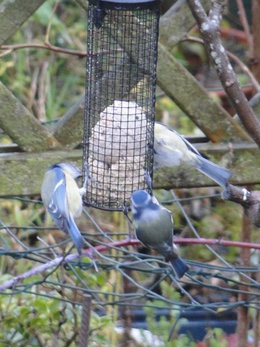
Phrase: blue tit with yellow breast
[
  {"left": 131, "top": 190, "right": 188, "bottom": 278},
  {"left": 154, "top": 122, "right": 232, "bottom": 189},
  {"left": 41, "top": 162, "right": 87, "bottom": 254}
]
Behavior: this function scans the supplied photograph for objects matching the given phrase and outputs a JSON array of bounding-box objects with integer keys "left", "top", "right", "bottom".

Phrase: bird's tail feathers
[
  {"left": 169, "top": 256, "right": 189, "bottom": 279},
  {"left": 67, "top": 215, "right": 84, "bottom": 254},
  {"left": 197, "top": 156, "right": 232, "bottom": 188}
]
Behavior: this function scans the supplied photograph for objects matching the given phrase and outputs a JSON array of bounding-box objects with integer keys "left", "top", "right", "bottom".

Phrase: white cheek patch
[{"left": 151, "top": 196, "right": 160, "bottom": 206}]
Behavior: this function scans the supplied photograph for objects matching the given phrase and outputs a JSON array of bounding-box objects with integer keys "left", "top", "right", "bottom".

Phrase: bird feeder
[{"left": 83, "top": 0, "right": 160, "bottom": 211}]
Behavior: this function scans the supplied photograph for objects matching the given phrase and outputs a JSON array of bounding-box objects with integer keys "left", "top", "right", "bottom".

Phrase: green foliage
[
  {"left": 203, "top": 328, "right": 228, "bottom": 347},
  {"left": 144, "top": 289, "right": 230, "bottom": 347},
  {"left": 0, "top": 197, "right": 117, "bottom": 345},
  {"left": 0, "top": 0, "right": 255, "bottom": 346},
  {"left": 143, "top": 282, "right": 196, "bottom": 347},
  {"left": 1, "top": 0, "right": 86, "bottom": 123},
  {"left": 0, "top": 292, "right": 114, "bottom": 347}
]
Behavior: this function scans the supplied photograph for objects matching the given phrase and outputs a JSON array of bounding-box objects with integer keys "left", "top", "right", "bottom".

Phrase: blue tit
[
  {"left": 154, "top": 122, "right": 232, "bottom": 189},
  {"left": 131, "top": 190, "right": 189, "bottom": 278},
  {"left": 41, "top": 162, "right": 87, "bottom": 254}
]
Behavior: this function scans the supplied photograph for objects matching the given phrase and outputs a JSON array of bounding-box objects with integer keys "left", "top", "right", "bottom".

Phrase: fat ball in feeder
[{"left": 83, "top": 0, "right": 160, "bottom": 210}]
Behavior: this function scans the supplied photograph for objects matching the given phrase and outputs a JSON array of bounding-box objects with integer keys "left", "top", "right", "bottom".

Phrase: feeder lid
[
  {"left": 90, "top": 0, "right": 160, "bottom": 10},
  {"left": 100, "top": 0, "right": 157, "bottom": 3}
]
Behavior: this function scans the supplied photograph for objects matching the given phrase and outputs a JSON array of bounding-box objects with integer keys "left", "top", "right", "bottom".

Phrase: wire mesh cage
[{"left": 83, "top": 0, "right": 161, "bottom": 211}]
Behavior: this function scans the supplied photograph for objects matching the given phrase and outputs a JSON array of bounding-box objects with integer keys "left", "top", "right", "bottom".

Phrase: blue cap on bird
[{"left": 131, "top": 190, "right": 150, "bottom": 206}]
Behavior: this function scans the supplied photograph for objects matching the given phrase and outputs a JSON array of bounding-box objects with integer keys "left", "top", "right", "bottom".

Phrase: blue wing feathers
[
  {"left": 197, "top": 156, "right": 232, "bottom": 188},
  {"left": 170, "top": 257, "right": 189, "bottom": 278},
  {"left": 65, "top": 214, "right": 84, "bottom": 254},
  {"left": 43, "top": 166, "right": 84, "bottom": 254}
]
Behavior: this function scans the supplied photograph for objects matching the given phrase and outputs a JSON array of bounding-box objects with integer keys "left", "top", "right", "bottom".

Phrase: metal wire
[
  {"left": 83, "top": 0, "right": 160, "bottom": 210},
  {"left": 1, "top": 190, "right": 260, "bottom": 343}
]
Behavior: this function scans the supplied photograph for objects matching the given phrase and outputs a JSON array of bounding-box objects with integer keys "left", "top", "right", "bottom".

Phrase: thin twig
[
  {"left": 187, "top": 0, "right": 260, "bottom": 148},
  {"left": 227, "top": 50, "right": 260, "bottom": 93},
  {"left": 237, "top": 211, "right": 251, "bottom": 347},
  {"left": 236, "top": 0, "right": 254, "bottom": 58},
  {"left": 45, "top": 0, "right": 60, "bottom": 44},
  {"left": 37, "top": 236, "right": 58, "bottom": 258},
  {"left": 27, "top": 66, "right": 40, "bottom": 110},
  {"left": 0, "top": 42, "right": 86, "bottom": 58},
  {"left": 183, "top": 34, "right": 260, "bottom": 92},
  {"left": 0, "top": 43, "right": 122, "bottom": 59}
]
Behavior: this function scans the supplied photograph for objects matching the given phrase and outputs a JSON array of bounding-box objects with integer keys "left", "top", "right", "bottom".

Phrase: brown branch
[
  {"left": 220, "top": 27, "right": 247, "bottom": 44},
  {"left": 187, "top": 0, "right": 260, "bottom": 149},
  {"left": 252, "top": 0, "right": 260, "bottom": 82},
  {"left": 0, "top": 42, "right": 87, "bottom": 58},
  {"left": 224, "top": 184, "right": 260, "bottom": 227},
  {"left": 38, "top": 61, "right": 48, "bottom": 121},
  {"left": 253, "top": 231, "right": 260, "bottom": 347},
  {"left": 45, "top": 0, "right": 60, "bottom": 45},
  {"left": 0, "top": 42, "right": 122, "bottom": 60},
  {"left": 237, "top": 211, "right": 251, "bottom": 347},
  {"left": 236, "top": 0, "right": 254, "bottom": 59},
  {"left": 183, "top": 35, "right": 260, "bottom": 92},
  {"left": 226, "top": 50, "right": 260, "bottom": 93},
  {"left": 27, "top": 66, "right": 40, "bottom": 110},
  {"left": 223, "top": 184, "right": 252, "bottom": 206},
  {"left": 0, "top": 0, "right": 85, "bottom": 60}
]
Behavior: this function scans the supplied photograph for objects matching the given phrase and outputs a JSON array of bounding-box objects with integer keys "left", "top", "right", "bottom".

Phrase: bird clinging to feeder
[
  {"left": 131, "top": 189, "right": 189, "bottom": 279},
  {"left": 41, "top": 163, "right": 87, "bottom": 254},
  {"left": 154, "top": 122, "right": 232, "bottom": 190}
]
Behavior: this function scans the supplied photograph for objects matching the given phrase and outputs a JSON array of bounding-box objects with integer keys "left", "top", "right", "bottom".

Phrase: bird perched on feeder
[
  {"left": 131, "top": 190, "right": 189, "bottom": 278},
  {"left": 41, "top": 163, "right": 88, "bottom": 254},
  {"left": 154, "top": 122, "right": 232, "bottom": 189}
]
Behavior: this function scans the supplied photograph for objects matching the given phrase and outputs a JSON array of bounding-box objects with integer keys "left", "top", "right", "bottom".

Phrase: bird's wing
[
  {"left": 136, "top": 206, "right": 173, "bottom": 248},
  {"left": 154, "top": 123, "right": 199, "bottom": 169},
  {"left": 154, "top": 137, "right": 183, "bottom": 160},
  {"left": 46, "top": 168, "right": 70, "bottom": 231},
  {"left": 152, "top": 196, "right": 173, "bottom": 219},
  {"left": 172, "top": 129, "right": 201, "bottom": 157},
  {"left": 156, "top": 122, "right": 201, "bottom": 157}
]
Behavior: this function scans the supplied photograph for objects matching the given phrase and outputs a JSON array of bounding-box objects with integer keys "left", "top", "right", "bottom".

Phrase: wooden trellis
[{"left": 0, "top": 0, "right": 259, "bottom": 197}]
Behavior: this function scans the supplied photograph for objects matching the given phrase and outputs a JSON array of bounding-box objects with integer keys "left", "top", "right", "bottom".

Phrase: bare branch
[
  {"left": 183, "top": 35, "right": 260, "bottom": 92},
  {"left": 187, "top": 0, "right": 260, "bottom": 148},
  {"left": 0, "top": 42, "right": 86, "bottom": 58},
  {"left": 45, "top": 0, "right": 60, "bottom": 45},
  {"left": 224, "top": 184, "right": 260, "bottom": 227},
  {"left": 236, "top": 0, "right": 254, "bottom": 58}
]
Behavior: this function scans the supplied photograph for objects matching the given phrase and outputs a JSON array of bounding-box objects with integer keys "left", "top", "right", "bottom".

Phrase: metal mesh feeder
[{"left": 83, "top": 0, "right": 160, "bottom": 211}]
